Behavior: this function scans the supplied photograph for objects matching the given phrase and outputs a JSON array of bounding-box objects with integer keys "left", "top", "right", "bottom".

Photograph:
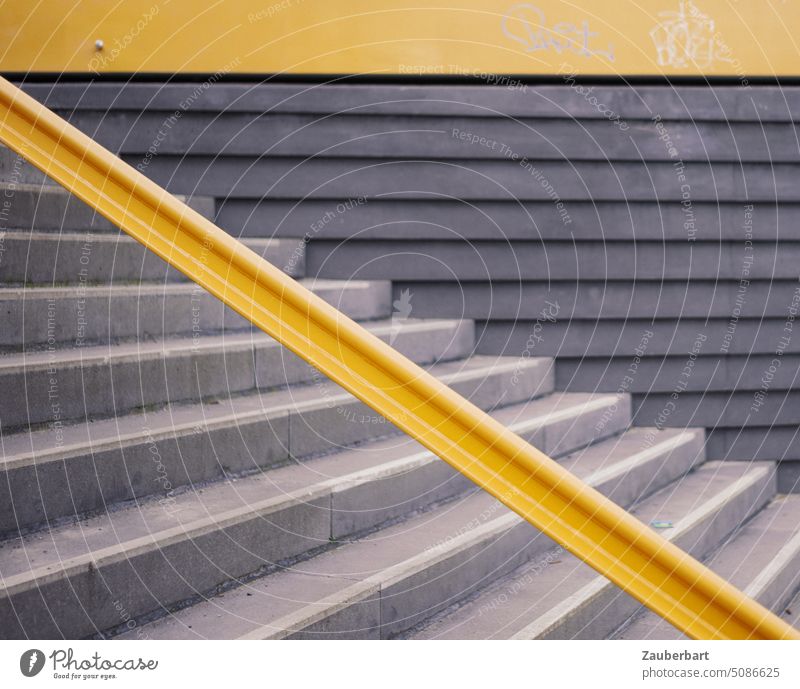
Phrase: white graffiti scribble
[
  {"left": 502, "top": 4, "right": 614, "bottom": 61},
  {"left": 650, "top": 1, "right": 734, "bottom": 69}
]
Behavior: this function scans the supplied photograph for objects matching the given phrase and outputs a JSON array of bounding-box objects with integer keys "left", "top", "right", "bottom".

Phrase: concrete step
[
  {"left": 0, "top": 354, "right": 552, "bottom": 536},
  {"left": 409, "top": 461, "right": 775, "bottom": 639},
  {"left": 0, "top": 390, "right": 625, "bottom": 640},
  {"left": 613, "top": 493, "right": 800, "bottom": 639},
  {"left": 117, "top": 422, "right": 696, "bottom": 641},
  {"left": 0, "top": 232, "right": 305, "bottom": 284},
  {"left": 0, "top": 318, "right": 473, "bottom": 429},
  {"left": 0, "top": 279, "right": 392, "bottom": 349},
  {"left": 0, "top": 181, "right": 215, "bottom": 232}
]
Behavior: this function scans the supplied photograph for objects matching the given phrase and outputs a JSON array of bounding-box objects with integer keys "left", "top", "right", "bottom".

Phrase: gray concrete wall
[{"left": 21, "top": 80, "right": 800, "bottom": 489}]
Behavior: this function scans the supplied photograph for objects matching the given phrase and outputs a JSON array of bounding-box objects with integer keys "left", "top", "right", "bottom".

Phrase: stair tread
[
  {"left": 0, "top": 389, "right": 610, "bottom": 582},
  {"left": 120, "top": 426, "right": 697, "bottom": 640},
  {"left": 0, "top": 354, "right": 545, "bottom": 466},
  {"left": 614, "top": 492, "right": 800, "bottom": 640},
  {"left": 410, "top": 461, "right": 773, "bottom": 639}
]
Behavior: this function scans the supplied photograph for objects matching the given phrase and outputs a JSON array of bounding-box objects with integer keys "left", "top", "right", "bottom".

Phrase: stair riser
[
  {"left": 0, "top": 320, "right": 474, "bottom": 429},
  {"left": 1, "top": 390, "right": 630, "bottom": 641},
  {"left": 0, "top": 357, "right": 545, "bottom": 535},
  {"left": 286, "top": 593, "right": 382, "bottom": 640},
  {"left": 278, "top": 430, "right": 704, "bottom": 640},
  {"left": 0, "top": 282, "right": 392, "bottom": 348},
  {"left": 535, "top": 468, "right": 777, "bottom": 639},
  {"left": 0, "top": 235, "right": 304, "bottom": 284}
]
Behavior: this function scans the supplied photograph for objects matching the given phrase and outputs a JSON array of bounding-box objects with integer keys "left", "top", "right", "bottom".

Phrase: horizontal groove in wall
[{"left": 20, "top": 82, "right": 800, "bottom": 122}]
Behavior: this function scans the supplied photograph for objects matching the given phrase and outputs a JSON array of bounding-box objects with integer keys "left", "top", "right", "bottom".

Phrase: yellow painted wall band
[{"left": 1, "top": 1, "right": 796, "bottom": 78}]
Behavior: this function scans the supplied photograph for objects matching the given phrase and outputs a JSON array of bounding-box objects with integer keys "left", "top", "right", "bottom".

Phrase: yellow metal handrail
[{"left": 0, "top": 76, "right": 796, "bottom": 640}]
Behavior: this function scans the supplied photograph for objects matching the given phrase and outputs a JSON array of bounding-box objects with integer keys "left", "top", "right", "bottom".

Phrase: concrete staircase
[{"left": 1, "top": 150, "right": 799, "bottom": 640}]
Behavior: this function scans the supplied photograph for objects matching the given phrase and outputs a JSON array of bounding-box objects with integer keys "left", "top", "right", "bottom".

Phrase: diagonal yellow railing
[{"left": 0, "top": 76, "right": 796, "bottom": 640}]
